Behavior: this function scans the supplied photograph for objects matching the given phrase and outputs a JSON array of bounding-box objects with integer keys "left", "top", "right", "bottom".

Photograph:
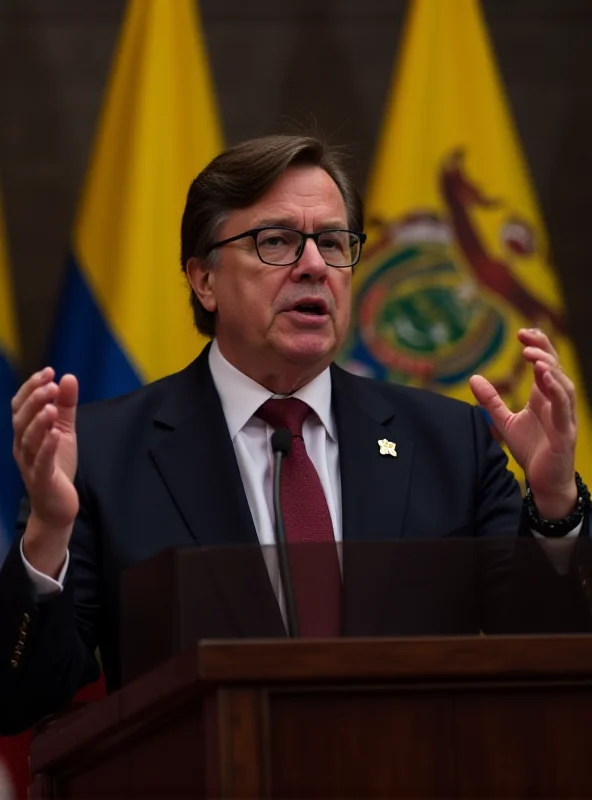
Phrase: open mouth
[{"left": 289, "top": 300, "right": 328, "bottom": 316}]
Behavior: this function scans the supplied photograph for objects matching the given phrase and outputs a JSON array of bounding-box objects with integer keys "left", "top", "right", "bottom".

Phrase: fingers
[
  {"left": 520, "top": 328, "right": 576, "bottom": 420},
  {"left": 533, "top": 360, "right": 575, "bottom": 405},
  {"left": 19, "top": 403, "right": 58, "bottom": 466},
  {"left": 547, "top": 372, "right": 575, "bottom": 437},
  {"left": 517, "top": 327, "right": 559, "bottom": 362},
  {"left": 12, "top": 369, "right": 78, "bottom": 470},
  {"left": 533, "top": 361, "right": 577, "bottom": 435},
  {"left": 33, "top": 427, "right": 61, "bottom": 485},
  {"left": 11, "top": 367, "right": 54, "bottom": 416},
  {"left": 54, "top": 374, "right": 78, "bottom": 431},
  {"left": 11, "top": 370, "right": 80, "bottom": 535},
  {"left": 522, "top": 346, "right": 558, "bottom": 369},
  {"left": 469, "top": 374, "right": 512, "bottom": 433},
  {"left": 12, "top": 374, "right": 60, "bottom": 457}
]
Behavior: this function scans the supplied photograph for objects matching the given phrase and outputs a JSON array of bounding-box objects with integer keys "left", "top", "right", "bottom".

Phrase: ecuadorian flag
[
  {"left": 341, "top": 0, "right": 592, "bottom": 481},
  {"left": 0, "top": 187, "right": 21, "bottom": 563},
  {"left": 48, "top": 0, "right": 222, "bottom": 402}
]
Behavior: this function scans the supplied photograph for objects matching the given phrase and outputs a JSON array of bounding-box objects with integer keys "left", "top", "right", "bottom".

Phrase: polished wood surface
[{"left": 30, "top": 635, "right": 592, "bottom": 798}]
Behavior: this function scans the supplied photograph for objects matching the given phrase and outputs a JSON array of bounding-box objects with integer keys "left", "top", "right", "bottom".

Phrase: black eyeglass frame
[{"left": 207, "top": 225, "right": 367, "bottom": 268}]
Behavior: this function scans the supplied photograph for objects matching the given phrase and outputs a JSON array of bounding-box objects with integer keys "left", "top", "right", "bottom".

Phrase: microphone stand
[{"left": 271, "top": 430, "right": 299, "bottom": 638}]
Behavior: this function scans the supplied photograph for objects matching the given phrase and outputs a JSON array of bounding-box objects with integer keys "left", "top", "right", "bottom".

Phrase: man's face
[{"left": 188, "top": 165, "right": 353, "bottom": 390}]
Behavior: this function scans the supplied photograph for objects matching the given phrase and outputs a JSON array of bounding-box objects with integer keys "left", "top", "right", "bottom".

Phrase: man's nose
[{"left": 291, "top": 237, "right": 328, "bottom": 281}]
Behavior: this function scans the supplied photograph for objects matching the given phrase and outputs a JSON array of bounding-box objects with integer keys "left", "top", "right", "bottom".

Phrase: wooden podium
[{"left": 29, "top": 635, "right": 592, "bottom": 799}]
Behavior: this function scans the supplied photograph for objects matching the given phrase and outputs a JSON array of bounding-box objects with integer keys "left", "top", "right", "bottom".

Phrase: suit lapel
[
  {"left": 331, "top": 364, "right": 415, "bottom": 635},
  {"left": 331, "top": 363, "right": 414, "bottom": 544},
  {"left": 144, "top": 354, "right": 416, "bottom": 638},
  {"left": 149, "top": 346, "right": 285, "bottom": 637}
]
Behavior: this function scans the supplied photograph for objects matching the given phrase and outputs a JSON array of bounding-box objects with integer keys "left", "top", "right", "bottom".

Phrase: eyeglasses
[{"left": 208, "top": 226, "right": 367, "bottom": 268}]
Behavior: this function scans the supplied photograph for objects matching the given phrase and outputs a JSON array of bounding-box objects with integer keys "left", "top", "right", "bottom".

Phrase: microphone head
[{"left": 271, "top": 428, "right": 292, "bottom": 456}]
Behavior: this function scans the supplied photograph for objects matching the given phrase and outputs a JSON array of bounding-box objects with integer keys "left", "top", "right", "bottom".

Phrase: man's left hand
[{"left": 469, "top": 328, "right": 577, "bottom": 519}]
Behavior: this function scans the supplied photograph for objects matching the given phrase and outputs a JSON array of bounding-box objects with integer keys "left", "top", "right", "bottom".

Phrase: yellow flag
[
  {"left": 49, "top": 0, "right": 222, "bottom": 402},
  {"left": 340, "top": 0, "right": 592, "bottom": 479},
  {"left": 0, "top": 187, "right": 22, "bottom": 555},
  {"left": 0, "top": 191, "right": 18, "bottom": 368}
]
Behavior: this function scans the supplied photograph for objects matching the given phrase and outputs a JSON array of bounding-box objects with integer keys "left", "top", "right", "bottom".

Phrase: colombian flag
[
  {"left": 48, "top": 0, "right": 222, "bottom": 402},
  {"left": 0, "top": 188, "right": 21, "bottom": 564},
  {"left": 4, "top": 2, "right": 222, "bottom": 794},
  {"left": 341, "top": 0, "right": 592, "bottom": 480}
]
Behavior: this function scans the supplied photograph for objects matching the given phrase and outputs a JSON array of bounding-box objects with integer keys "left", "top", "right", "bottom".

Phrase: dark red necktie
[{"left": 257, "top": 398, "right": 342, "bottom": 637}]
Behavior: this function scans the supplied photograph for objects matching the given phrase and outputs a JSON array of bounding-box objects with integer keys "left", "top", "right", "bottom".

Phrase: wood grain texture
[{"left": 28, "top": 636, "right": 592, "bottom": 798}]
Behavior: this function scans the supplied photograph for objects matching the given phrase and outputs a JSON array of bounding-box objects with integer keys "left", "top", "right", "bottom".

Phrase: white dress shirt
[{"left": 208, "top": 338, "right": 342, "bottom": 548}]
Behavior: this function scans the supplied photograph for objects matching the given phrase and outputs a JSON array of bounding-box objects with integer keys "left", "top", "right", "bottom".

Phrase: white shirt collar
[{"left": 208, "top": 338, "right": 335, "bottom": 442}]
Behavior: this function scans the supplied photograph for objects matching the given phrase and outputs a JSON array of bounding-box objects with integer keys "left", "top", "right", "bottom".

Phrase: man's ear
[{"left": 185, "top": 257, "right": 217, "bottom": 313}]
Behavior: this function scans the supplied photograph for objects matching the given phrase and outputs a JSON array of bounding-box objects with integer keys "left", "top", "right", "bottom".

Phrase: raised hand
[
  {"left": 11, "top": 368, "right": 79, "bottom": 576},
  {"left": 469, "top": 328, "right": 577, "bottom": 520}
]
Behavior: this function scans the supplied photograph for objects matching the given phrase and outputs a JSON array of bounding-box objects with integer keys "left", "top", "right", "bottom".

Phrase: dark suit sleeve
[{"left": 0, "top": 472, "right": 102, "bottom": 735}]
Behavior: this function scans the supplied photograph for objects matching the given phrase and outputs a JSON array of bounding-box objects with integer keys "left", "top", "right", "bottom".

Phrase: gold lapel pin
[{"left": 378, "top": 439, "right": 397, "bottom": 457}]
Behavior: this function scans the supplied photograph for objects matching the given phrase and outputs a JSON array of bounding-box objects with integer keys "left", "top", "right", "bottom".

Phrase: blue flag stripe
[
  {"left": 47, "top": 255, "right": 142, "bottom": 405},
  {"left": 0, "top": 351, "right": 21, "bottom": 558}
]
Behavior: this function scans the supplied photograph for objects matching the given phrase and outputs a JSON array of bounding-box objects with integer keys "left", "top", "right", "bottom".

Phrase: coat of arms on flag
[
  {"left": 339, "top": 0, "right": 592, "bottom": 481},
  {"left": 342, "top": 148, "right": 565, "bottom": 410}
]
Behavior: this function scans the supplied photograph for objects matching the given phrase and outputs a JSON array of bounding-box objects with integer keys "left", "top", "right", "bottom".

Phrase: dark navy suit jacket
[{"left": 1, "top": 344, "right": 589, "bottom": 733}]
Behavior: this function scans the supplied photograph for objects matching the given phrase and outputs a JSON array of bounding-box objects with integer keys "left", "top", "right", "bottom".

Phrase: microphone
[{"left": 270, "top": 429, "right": 299, "bottom": 638}]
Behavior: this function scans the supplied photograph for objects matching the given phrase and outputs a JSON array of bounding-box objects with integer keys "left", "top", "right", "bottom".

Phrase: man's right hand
[{"left": 11, "top": 368, "right": 79, "bottom": 578}]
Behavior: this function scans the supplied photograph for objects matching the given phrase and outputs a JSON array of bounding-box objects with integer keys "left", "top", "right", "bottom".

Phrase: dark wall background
[{"left": 0, "top": 0, "right": 590, "bottom": 388}]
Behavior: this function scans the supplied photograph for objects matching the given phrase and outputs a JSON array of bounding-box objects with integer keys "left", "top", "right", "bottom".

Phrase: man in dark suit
[{"left": 0, "top": 134, "right": 588, "bottom": 734}]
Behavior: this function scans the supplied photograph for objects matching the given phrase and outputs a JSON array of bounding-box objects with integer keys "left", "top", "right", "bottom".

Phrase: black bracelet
[{"left": 525, "top": 472, "right": 591, "bottom": 537}]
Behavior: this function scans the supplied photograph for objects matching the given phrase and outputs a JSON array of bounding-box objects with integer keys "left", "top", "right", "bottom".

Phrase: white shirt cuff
[
  {"left": 531, "top": 520, "right": 582, "bottom": 575},
  {"left": 20, "top": 538, "right": 69, "bottom": 598}
]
